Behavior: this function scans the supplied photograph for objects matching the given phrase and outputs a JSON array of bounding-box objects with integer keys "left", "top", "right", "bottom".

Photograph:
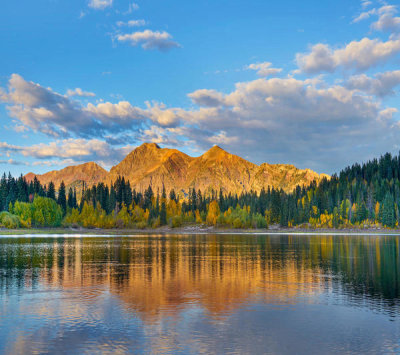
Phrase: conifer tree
[
  {"left": 67, "top": 188, "right": 74, "bottom": 209},
  {"left": 57, "top": 181, "right": 67, "bottom": 213},
  {"left": 47, "top": 182, "right": 56, "bottom": 200},
  {"left": 160, "top": 185, "right": 167, "bottom": 225}
]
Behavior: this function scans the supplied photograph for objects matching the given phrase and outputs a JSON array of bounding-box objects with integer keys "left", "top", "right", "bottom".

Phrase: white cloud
[
  {"left": 379, "top": 107, "right": 398, "bottom": 120},
  {"left": 117, "top": 30, "right": 181, "bottom": 51},
  {"left": 362, "top": 1, "right": 372, "bottom": 9},
  {"left": 0, "top": 74, "right": 101, "bottom": 137},
  {"left": 139, "top": 125, "right": 180, "bottom": 146},
  {"left": 345, "top": 70, "right": 400, "bottom": 97},
  {"left": 2, "top": 72, "right": 400, "bottom": 172},
  {"left": 188, "top": 89, "right": 225, "bottom": 107},
  {"left": 180, "top": 77, "right": 400, "bottom": 172},
  {"left": 0, "top": 74, "right": 184, "bottom": 142},
  {"left": 372, "top": 5, "right": 400, "bottom": 33},
  {"left": 0, "top": 159, "right": 27, "bottom": 166},
  {"left": 207, "top": 131, "right": 239, "bottom": 145},
  {"left": 352, "top": 4, "right": 400, "bottom": 33},
  {"left": 66, "top": 88, "right": 95, "bottom": 97},
  {"left": 0, "top": 139, "right": 134, "bottom": 167},
  {"left": 352, "top": 8, "right": 377, "bottom": 23},
  {"left": 296, "top": 38, "right": 400, "bottom": 73},
  {"left": 246, "top": 62, "right": 282, "bottom": 77},
  {"left": 116, "top": 19, "right": 146, "bottom": 27},
  {"left": 32, "top": 159, "right": 77, "bottom": 167},
  {"left": 145, "top": 102, "right": 180, "bottom": 127},
  {"left": 0, "top": 74, "right": 153, "bottom": 140},
  {"left": 86, "top": 100, "right": 144, "bottom": 122},
  {"left": 88, "top": 0, "right": 113, "bottom": 10}
]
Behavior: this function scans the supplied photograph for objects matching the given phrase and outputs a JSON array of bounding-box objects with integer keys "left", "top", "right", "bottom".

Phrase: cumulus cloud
[
  {"left": 2, "top": 72, "right": 400, "bottom": 172},
  {"left": 117, "top": 30, "right": 180, "bottom": 51},
  {"left": 66, "top": 88, "right": 95, "bottom": 97},
  {"left": 0, "top": 74, "right": 102, "bottom": 137},
  {"left": 345, "top": 70, "right": 400, "bottom": 97},
  {"left": 116, "top": 19, "right": 146, "bottom": 27},
  {"left": 86, "top": 100, "right": 180, "bottom": 128},
  {"left": 188, "top": 89, "right": 225, "bottom": 107},
  {"left": 139, "top": 125, "right": 180, "bottom": 146},
  {"left": 177, "top": 77, "right": 400, "bottom": 172},
  {"left": 296, "top": 37, "right": 400, "bottom": 73},
  {"left": 0, "top": 74, "right": 184, "bottom": 152},
  {"left": 88, "top": 0, "right": 113, "bottom": 10},
  {"left": 353, "top": 4, "right": 400, "bottom": 33},
  {"left": 372, "top": 5, "right": 400, "bottom": 33},
  {"left": 86, "top": 101, "right": 146, "bottom": 125},
  {"left": 0, "top": 139, "right": 134, "bottom": 167},
  {"left": 0, "top": 159, "right": 27, "bottom": 166},
  {"left": 0, "top": 74, "right": 149, "bottom": 139},
  {"left": 145, "top": 102, "right": 181, "bottom": 127},
  {"left": 207, "top": 131, "right": 239, "bottom": 145},
  {"left": 31, "top": 159, "right": 77, "bottom": 167},
  {"left": 246, "top": 62, "right": 283, "bottom": 77}
]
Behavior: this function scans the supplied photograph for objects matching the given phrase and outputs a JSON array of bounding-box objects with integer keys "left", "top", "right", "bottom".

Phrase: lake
[{"left": 0, "top": 234, "right": 399, "bottom": 354}]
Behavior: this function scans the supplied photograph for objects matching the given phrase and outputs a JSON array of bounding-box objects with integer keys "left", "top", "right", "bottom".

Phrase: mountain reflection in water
[{"left": 0, "top": 234, "right": 399, "bottom": 354}]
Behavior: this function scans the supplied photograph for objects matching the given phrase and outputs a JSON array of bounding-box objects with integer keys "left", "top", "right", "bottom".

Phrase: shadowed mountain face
[{"left": 25, "top": 143, "right": 329, "bottom": 194}]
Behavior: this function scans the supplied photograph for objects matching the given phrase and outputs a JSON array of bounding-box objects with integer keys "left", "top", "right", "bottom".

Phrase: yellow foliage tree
[{"left": 206, "top": 200, "right": 220, "bottom": 225}]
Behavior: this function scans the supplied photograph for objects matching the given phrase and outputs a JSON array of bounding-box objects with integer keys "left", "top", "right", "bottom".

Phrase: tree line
[{"left": 1, "top": 151, "right": 400, "bottom": 229}]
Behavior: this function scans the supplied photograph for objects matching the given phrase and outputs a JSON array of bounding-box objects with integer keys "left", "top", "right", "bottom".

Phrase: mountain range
[{"left": 25, "top": 143, "right": 329, "bottom": 195}]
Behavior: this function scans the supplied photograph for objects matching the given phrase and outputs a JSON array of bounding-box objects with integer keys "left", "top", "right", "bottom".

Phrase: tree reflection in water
[{"left": 0, "top": 234, "right": 399, "bottom": 354}]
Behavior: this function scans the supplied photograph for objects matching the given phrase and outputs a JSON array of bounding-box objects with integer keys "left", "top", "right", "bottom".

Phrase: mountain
[
  {"left": 25, "top": 143, "right": 329, "bottom": 194},
  {"left": 250, "top": 163, "right": 330, "bottom": 192},
  {"left": 185, "top": 145, "right": 258, "bottom": 194},
  {"left": 25, "top": 162, "right": 108, "bottom": 188},
  {"left": 108, "top": 143, "right": 193, "bottom": 192}
]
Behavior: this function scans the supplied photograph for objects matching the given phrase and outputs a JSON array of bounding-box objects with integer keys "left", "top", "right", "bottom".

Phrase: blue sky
[{"left": 1, "top": 0, "right": 400, "bottom": 175}]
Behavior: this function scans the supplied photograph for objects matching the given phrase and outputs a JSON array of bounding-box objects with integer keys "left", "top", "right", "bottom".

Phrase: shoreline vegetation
[
  {"left": 1, "top": 152, "right": 400, "bottom": 232},
  {"left": 1, "top": 225, "right": 400, "bottom": 236}
]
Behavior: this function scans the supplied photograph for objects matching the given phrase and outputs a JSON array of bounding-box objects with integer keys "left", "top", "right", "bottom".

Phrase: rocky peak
[
  {"left": 136, "top": 142, "right": 161, "bottom": 151},
  {"left": 201, "top": 145, "right": 229, "bottom": 160}
]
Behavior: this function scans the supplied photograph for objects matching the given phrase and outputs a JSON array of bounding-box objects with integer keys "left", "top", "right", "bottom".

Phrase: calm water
[{"left": 0, "top": 234, "right": 400, "bottom": 354}]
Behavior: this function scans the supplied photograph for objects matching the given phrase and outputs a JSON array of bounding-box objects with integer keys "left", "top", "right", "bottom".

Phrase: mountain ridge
[{"left": 25, "top": 143, "right": 329, "bottom": 194}]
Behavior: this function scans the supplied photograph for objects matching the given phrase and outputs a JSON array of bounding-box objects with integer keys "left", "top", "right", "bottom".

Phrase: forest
[{"left": 0, "top": 152, "right": 399, "bottom": 229}]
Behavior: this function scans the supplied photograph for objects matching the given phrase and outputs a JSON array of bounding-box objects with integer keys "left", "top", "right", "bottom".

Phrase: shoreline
[{"left": 1, "top": 225, "right": 400, "bottom": 236}]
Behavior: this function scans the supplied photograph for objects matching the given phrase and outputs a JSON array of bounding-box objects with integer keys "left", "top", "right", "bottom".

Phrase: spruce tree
[
  {"left": 57, "top": 181, "right": 67, "bottom": 213},
  {"left": 160, "top": 185, "right": 167, "bottom": 225},
  {"left": 67, "top": 188, "right": 74, "bottom": 209},
  {"left": 47, "top": 181, "right": 56, "bottom": 200}
]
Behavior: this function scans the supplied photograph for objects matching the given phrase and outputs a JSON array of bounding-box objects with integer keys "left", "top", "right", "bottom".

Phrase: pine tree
[
  {"left": 169, "top": 189, "right": 177, "bottom": 203},
  {"left": 47, "top": 181, "right": 56, "bottom": 200},
  {"left": 160, "top": 185, "right": 167, "bottom": 225},
  {"left": 57, "top": 181, "right": 67, "bottom": 213},
  {"left": 73, "top": 188, "right": 78, "bottom": 209},
  {"left": 382, "top": 193, "right": 395, "bottom": 227},
  {"left": 67, "top": 188, "right": 74, "bottom": 209}
]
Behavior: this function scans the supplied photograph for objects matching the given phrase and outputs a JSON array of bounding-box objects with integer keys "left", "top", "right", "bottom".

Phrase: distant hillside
[
  {"left": 25, "top": 143, "right": 329, "bottom": 194},
  {"left": 25, "top": 162, "right": 108, "bottom": 188}
]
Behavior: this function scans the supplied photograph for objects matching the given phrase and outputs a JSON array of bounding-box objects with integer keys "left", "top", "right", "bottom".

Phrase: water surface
[{"left": 0, "top": 234, "right": 400, "bottom": 354}]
